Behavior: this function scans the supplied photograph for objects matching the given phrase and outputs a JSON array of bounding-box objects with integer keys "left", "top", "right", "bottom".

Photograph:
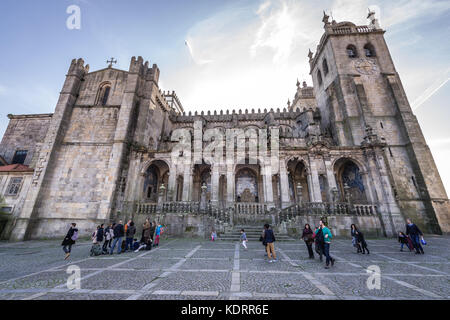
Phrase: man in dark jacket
[
  {"left": 61, "top": 223, "right": 78, "bottom": 260},
  {"left": 110, "top": 220, "right": 125, "bottom": 255},
  {"left": 263, "top": 224, "right": 277, "bottom": 263},
  {"left": 406, "top": 219, "right": 424, "bottom": 254},
  {"left": 124, "top": 221, "right": 136, "bottom": 252},
  {"left": 96, "top": 224, "right": 104, "bottom": 243}
]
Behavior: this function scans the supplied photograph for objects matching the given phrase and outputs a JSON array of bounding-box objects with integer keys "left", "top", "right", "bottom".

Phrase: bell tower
[{"left": 309, "top": 11, "right": 449, "bottom": 233}]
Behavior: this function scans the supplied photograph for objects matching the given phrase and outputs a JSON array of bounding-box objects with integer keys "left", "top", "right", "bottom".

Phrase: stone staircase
[{"left": 218, "top": 225, "right": 296, "bottom": 242}]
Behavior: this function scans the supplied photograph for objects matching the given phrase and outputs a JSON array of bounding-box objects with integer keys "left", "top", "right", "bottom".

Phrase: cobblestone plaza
[{"left": 0, "top": 237, "right": 449, "bottom": 300}]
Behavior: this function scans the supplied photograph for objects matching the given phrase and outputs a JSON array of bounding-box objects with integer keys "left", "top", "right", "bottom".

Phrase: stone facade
[{"left": 0, "top": 12, "right": 448, "bottom": 240}]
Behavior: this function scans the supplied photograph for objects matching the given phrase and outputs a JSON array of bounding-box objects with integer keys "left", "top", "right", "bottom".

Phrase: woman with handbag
[{"left": 301, "top": 224, "right": 315, "bottom": 259}]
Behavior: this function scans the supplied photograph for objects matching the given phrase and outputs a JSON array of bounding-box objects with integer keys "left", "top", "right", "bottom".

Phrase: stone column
[
  {"left": 309, "top": 157, "right": 322, "bottom": 202},
  {"left": 324, "top": 158, "right": 338, "bottom": 202},
  {"left": 279, "top": 160, "right": 290, "bottom": 208},
  {"left": 167, "top": 166, "right": 176, "bottom": 201},
  {"left": 211, "top": 165, "right": 220, "bottom": 206},
  {"left": 262, "top": 165, "right": 274, "bottom": 208},
  {"left": 364, "top": 146, "right": 403, "bottom": 237},
  {"left": 226, "top": 165, "right": 234, "bottom": 206},
  {"left": 182, "top": 166, "right": 193, "bottom": 201}
]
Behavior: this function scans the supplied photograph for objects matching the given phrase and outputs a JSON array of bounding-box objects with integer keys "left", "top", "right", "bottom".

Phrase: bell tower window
[
  {"left": 364, "top": 43, "right": 376, "bottom": 57},
  {"left": 346, "top": 45, "right": 357, "bottom": 58}
]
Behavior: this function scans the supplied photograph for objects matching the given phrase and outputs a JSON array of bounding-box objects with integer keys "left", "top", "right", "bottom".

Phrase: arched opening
[
  {"left": 364, "top": 43, "right": 376, "bottom": 57},
  {"left": 193, "top": 163, "right": 211, "bottom": 202},
  {"left": 346, "top": 44, "right": 357, "bottom": 58},
  {"left": 287, "top": 159, "right": 310, "bottom": 203},
  {"left": 334, "top": 158, "right": 367, "bottom": 203},
  {"left": 143, "top": 160, "right": 169, "bottom": 202},
  {"left": 96, "top": 82, "right": 111, "bottom": 106},
  {"left": 235, "top": 166, "right": 260, "bottom": 203},
  {"left": 322, "top": 59, "right": 329, "bottom": 75}
]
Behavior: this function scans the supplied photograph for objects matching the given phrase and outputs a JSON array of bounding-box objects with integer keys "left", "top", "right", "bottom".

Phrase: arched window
[
  {"left": 96, "top": 82, "right": 111, "bottom": 106},
  {"left": 364, "top": 43, "right": 376, "bottom": 57},
  {"left": 322, "top": 59, "right": 329, "bottom": 75},
  {"left": 335, "top": 159, "right": 367, "bottom": 203},
  {"left": 346, "top": 44, "right": 357, "bottom": 58},
  {"left": 317, "top": 70, "right": 323, "bottom": 86}
]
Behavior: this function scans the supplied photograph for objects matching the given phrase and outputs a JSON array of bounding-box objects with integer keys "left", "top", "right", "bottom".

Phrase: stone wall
[{"left": 0, "top": 114, "right": 52, "bottom": 166}]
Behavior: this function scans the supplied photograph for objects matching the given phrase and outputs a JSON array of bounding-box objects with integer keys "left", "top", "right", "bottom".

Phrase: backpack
[
  {"left": 90, "top": 243, "right": 103, "bottom": 256},
  {"left": 133, "top": 242, "right": 140, "bottom": 251},
  {"left": 71, "top": 230, "right": 79, "bottom": 241},
  {"left": 315, "top": 229, "right": 324, "bottom": 244}
]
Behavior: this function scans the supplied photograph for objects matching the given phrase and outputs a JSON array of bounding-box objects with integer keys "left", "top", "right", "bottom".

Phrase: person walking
[
  {"left": 301, "top": 224, "right": 315, "bottom": 259},
  {"left": 316, "top": 220, "right": 335, "bottom": 269},
  {"left": 351, "top": 224, "right": 362, "bottom": 253},
  {"left": 110, "top": 220, "right": 125, "bottom": 255},
  {"left": 356, "top": 228, "right": 369, "bottom": 254},
  {"left": 263, "top": 224, "right": 277, "bottom": 263},
  {"left": 314, "top": 226, "right": 324, "bottom": 262},
  {"left": 406, "top": 219, "right": 425, "bottom": 254},
  {"left": 154, "top": 223, "right": 163, "bottom": 247},
  {"left": 211, "top": 229, "right": 217, "bottom": 241},
  {"left": 240, "top": 229, "right": 248, "bottom": 250},
  {"left": 124, "top": 221, "right": 136, "bottom": 252},
  {"left": 61, "top": 223, "right": 78, "bottom": 260}
]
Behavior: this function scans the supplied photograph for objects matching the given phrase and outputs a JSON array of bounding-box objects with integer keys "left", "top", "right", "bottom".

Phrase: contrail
[
  {"left": 412, "top": 76, "right": 450, "bottom": 111},
  {"left": 185, "top": 39, "right": 213, "bottom": 65}
]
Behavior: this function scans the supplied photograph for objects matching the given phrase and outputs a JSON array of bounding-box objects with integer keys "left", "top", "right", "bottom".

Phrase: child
[
  {"left": 398, "top": 231, "right": 412, "bottom": 252},
  {"left": 211, "top": 230, "right": 217, "bottom": 241},
  {"left": 240, "top": 229, "right": 248, "bottom": 250}
]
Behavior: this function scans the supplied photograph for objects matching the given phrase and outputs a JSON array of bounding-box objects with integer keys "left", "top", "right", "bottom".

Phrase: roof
[{"left": 0, "top": 164, "right": 34, "bottom": 173}]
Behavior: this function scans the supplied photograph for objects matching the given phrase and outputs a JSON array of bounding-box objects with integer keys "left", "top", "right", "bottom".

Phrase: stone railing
[
  {"left": 354, "top": 204, "right": 378, "bottom": 216},
  {"left": 278, "top": 202, "right": 377, "bottom": 222},
  {"left": 161, "top": 201, "right": 200, "bottom": 214},
  {"left": 234, "top": 202, "right": 268, "bottom": 215}
]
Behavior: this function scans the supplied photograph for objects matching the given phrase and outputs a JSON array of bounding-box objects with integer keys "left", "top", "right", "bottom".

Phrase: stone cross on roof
[{"left": 107, "top": 57, "right": 117, "bottom": 68}]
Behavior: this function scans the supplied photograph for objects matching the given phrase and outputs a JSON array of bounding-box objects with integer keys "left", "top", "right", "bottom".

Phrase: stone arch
[
  {"left": 95, "top": 81, "right": 112, "bottom": 106},
  {"left": 364, "top": 43, "right": 376, "bottom": 57},
  {"left": 346, "top": 44, "right": 358, "bottom": 58},
  {"left": 142, "top": 159, "right": 170, "bottom": 202},
  {"left": 286, "top": 158, "right": 310, "bottom": 203},
  {"left": 141, "top": 158, "right": 171, "bottom": 176},
  {"left": 333, "top": 157, "right": 368, "bottom": 203},
  {"left": 234, "top": 165, "right": 261, "bottom": 203}
]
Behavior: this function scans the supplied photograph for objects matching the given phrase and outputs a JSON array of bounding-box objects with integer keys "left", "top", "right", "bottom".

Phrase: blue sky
[{"left": 0, "top": 0, "right": 449, "bottom": 193}]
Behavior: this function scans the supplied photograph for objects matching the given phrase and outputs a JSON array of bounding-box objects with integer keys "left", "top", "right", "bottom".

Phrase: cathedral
[{"left": 0, "top": 12, "right": 449, "bottom": 241}]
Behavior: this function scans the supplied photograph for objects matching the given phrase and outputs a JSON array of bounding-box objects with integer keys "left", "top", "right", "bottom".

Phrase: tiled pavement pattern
[{"left": 0, "top": 236, "right": 449, "bottom": 300}]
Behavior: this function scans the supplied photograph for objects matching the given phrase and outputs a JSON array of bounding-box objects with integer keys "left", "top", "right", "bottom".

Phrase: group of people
[
  {"left": 61, "top": 219, "right": 164, "bottom": 259},
  {"left": 61, "top": 217, "right": 427, "bottom": 262},
  {"left": 398, "top": 218, "right": 426, "bottom": 254},
  {"left": 301, "top": 220, "right": 336, "bottom": 269}
]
